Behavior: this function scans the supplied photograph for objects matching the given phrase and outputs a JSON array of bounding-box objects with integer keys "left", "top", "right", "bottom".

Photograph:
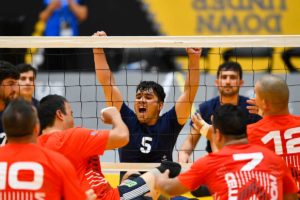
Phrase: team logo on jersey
[
  {"left": 123, "top": 180, "right": 137, "bottom": 188},
  {"left": 90, "top": 131, "right": 97, "bottom": 136}
]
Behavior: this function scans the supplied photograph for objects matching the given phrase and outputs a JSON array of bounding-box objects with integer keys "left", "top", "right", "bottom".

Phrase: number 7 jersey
[
  {"left": 178, "top": 144, "right": 297, "bottom": 199},
  {"left": 247, "top": 114, "right": 300, "bottom": 191}
]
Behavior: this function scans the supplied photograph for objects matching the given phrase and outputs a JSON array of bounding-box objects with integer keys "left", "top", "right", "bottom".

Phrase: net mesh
[{"left": 1, "top": 36, "right": 300, "bottom": 163}]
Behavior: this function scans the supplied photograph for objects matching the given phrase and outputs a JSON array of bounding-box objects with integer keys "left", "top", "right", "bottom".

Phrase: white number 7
[{"left": 233, "top": 153, "right": 263, "bottom": 171}]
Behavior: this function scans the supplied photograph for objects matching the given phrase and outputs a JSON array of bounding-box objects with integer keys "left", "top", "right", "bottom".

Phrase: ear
[
  {"left": 239, "top": 79, "right": 244, "bottom": 86},
  {"left": 56, "top": 109, "right": 64, "bottom": 121},
  {"left": 33, "top": 122, "right": 40, "bottom": 137},
  {"left": 158, "top": 102, "right": 164, "bottom": 112},
  {"left": 215, "top": 128, "right": 222, "bottom": 143},
  {"left": 214, "top": 79, "right": 219, "bottom": 87}
]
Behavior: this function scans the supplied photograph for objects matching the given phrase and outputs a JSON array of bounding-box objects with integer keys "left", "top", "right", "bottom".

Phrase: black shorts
[{"left": 118, "top": 176, "right": 151, "bottom": 200}]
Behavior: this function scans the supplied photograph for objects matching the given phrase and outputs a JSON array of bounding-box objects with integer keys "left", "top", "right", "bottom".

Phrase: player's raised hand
[
  {"left": 92, "top": 31, "right": 107, "bottom": 54},
  {"left": 246, "top": 98, "right": 264, "bottom": 116},
  {"left": 100, "top": 106, "right": 121, "bottom": 124},
  {"left": 186, "top": 48, "right": 202, "bottom": 57}
]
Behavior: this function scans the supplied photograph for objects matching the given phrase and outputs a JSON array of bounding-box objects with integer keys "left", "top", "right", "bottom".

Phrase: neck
[
  {"left": 263, "top": 107, "right": 289, "bottom": 117},
  {"left": 223, "top": 137, "right": 248, "bottom": 146},
  {"left": 23, "top": 95, "right": 32, "bottom": 102},
  {"left": 7, "top": 135, "right": 37, "bottom": 144},
  {"left": 219, "top": 95, "right": 239, "bottom": 105},
  {"left": 42, "top": 125, "right": 64, "bottom": 135}
]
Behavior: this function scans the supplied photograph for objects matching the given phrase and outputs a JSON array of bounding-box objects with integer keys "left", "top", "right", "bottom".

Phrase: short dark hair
[
  {"left": 2, "top": 98, "right": 37, "bottom": 138},
  {"left": 0, "top": 60, "right": 19, "bottom": 84},
  {"left": 38, "top": 94, "right": 67, "bottom": 131},
  {"left": 212, "top": 104, "right": 247, "bottom": 139},
  {"left": 217, "top": 61, "right": 243, "bottom": 79},
  {"left": 16, "top": 63, "right": 37, "bottom": 79},
  {"left": 136, "top": 81, "right": 166, "bottom": 102}
]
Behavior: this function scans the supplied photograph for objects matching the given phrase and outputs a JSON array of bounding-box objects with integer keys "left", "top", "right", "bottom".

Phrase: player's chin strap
[{"left": 0, "top": 132, "right": 7, "bottom": 147}]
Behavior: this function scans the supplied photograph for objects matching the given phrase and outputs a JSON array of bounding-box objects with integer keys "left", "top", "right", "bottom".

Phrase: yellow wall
[{"left": 143, "top": 0, "right": 300, "bottom": 35}]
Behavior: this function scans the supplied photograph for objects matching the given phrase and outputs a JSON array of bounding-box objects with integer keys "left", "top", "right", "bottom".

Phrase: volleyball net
[{"left": 1, "top": 35, "right": 300, "bottom": 167}]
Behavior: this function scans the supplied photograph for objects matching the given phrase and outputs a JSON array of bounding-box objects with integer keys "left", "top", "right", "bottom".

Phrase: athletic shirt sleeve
[
  {"left": 65, "top": 127, "right": 109, "bottom": 158},
  {"left": 177, "top": 156, "right": 209, "bottom": 190}
]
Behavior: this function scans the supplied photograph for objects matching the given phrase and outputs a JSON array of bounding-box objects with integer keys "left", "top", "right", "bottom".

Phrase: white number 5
[
  {"left": 233, "top": 153, "right": 263, "bottom": 171},
  {"left": 140, "top": 137, "right": 152, "bottom": 154}
]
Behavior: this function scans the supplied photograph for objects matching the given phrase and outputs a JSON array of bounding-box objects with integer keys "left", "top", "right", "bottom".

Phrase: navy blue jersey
[
  {"left": 191, "top": 95, "right": 261, "bottom": 152},
  {"left": 119, "top": 103, "right": 184, "bottom": 163}
]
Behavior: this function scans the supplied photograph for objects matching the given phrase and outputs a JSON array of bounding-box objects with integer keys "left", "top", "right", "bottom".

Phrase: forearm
[
  {"left": 181, "top": 133, "right": 201, "bottom": 156},
  {"left": 94, "top": 49, "right": 116, "bottom": 86},
  {"left": 39, "top": 7, "right": 55, "bottom": 22},
  {"left": 68, "top": 2, "right": 88, "bottom": 22},
  {"left": 184, "top": 55, "right": 200, "bottom": 101},
  {"left": 157, "top": 178, "right": 189, "bottom": 197}
]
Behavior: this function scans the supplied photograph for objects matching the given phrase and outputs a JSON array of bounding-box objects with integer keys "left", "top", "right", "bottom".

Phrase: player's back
[
  {"left": 247, "top": 114, "right": 300, "bottom": 188},
  {"left": 179, "top": 144, "right": 297, "bottom": 200},
  {"left": 0, "top": 143, "right": 86, "bottom": 200},
  {"left": 38, "top": 128, "right": 120, "bottom": 200}
]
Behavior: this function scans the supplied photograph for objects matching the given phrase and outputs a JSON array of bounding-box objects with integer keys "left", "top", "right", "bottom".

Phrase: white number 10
[
  {"left": 0, "top": 162, "right": 44, "bottom": 190},
  {"left": 261, "top": 127, "right": 300, "bottom": 155}
]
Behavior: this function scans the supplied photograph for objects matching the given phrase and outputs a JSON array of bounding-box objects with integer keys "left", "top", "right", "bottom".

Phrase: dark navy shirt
[
  {"left": 119, "top": 103, "right": 184, "bottom": 163},
  {"left": 191, "top": 95, "right": 262, "bottom": 152}
]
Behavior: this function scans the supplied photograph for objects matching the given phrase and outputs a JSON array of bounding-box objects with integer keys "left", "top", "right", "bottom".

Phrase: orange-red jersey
[
  {"left": 38, "top": 127, "right": 120, "bottom": 200},
  {"left": 178, "top": 144, "right": 297, "bottom": 200},
  {"left": 247, "top": 114, "right": 300, "bottom": 190},
  {"left": 0, "top": 143, "right": 86, "bottom": 200}
]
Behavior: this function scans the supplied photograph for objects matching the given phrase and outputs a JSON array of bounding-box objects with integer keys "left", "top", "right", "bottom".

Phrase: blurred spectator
[
  {"left": 39, "top": 0, "right": 88, "bottom": 71},
  {"left": 16, "top": 64, "right": 39, "bottom": 108}
]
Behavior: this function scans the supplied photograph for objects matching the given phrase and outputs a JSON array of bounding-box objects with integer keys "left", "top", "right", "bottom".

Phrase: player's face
[
  {"left": 18, "top": 71, "right": 35, "bottom": 99},
  {"left": 0, "top": 78, "right": 18, "bottom": 103},
  {"left": 63, "top": 102, "right": 75, "bottom": 129},
  {"left": 134, "top": 88, "right": 163, "bottom": 125},
  {"left": 215, "top": 70, "right": 243, "bottom": 97}
]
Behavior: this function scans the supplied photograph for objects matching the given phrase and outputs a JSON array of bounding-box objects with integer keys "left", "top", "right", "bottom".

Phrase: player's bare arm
[
  {"left": 100, "top": 107, "right": 129, "bottom": 150},
  {"left": 175, "top": 48, "right": 201, "bottom": 125},
  {"left": 93, "top": 31, "right": 123, "bottom": 110}
]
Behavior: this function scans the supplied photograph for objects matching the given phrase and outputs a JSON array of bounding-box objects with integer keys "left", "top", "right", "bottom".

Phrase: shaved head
[{"left": 255, "top": 75, "right": 289, "bottom": 111}]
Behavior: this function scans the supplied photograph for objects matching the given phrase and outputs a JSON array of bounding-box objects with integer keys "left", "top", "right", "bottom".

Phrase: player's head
[
  {"left": 254, "top": 74, "right": 289, "bottom": 114},
  {"left": 215, "top": 61, "right": 244, "bottom": 97},
  {"left": 38, "top": 94, "right": 74, "bottom": 132},
  {"left": 16, "top": 63, "right": 37, "bottom": 100},
  {"left": 212, "top": 104, "right": 247, "bottom": 149},
  {"left": 0, "top": 61, "right": 19, "bottom": 104},
  {"left": 134, "top": 81, "right": 166, "bottom": 125},
  {"left": 2, "top": 98, "right": 39, "bottom": 141}
]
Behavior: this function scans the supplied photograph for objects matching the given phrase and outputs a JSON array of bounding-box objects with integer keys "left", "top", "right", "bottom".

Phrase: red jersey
[
  {"left": 0, "top": 143, "right": 86, "bottom": 200},
  {"left": 248, "top": 114, "right": 300, "bottom": 189},
  {"left": 178, "top": 144, "right": 297, "bottom": 200},
  {"left": 38, "top": 127, "right": 120, "bottom": 200}
]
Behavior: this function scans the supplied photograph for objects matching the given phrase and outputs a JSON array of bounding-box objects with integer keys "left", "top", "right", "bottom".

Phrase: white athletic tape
[{"left": 100, "top": 106, "right": 114, "bottom": 114}]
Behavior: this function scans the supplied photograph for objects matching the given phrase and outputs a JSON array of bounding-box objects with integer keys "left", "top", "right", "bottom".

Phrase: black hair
[
  {"left": 136, "top": 81, "right": 166, "bottom": 102},
  {"left": 217, "top": 61, "right": 243, "bottom": 79},
  {"left": 16, "top": 63, "right": 37, "bottom": 78},
  {"left": 2, "top": 98, "right": 37, "bottom": 138},
  {"left": 38, "top": 94, "right": 67, "bottom": 131},
  {"left": 212, "top": 104, "right": 247, "bottom": 139},
  {"left": 0, "top": 60, "right": 19, "bottom": 84}
]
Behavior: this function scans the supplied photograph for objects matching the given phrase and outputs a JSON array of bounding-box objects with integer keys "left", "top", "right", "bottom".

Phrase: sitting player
[
  {"left": 155, "top": 104, "right": 297, "bottom": 199},
  {"left": 37, "top": 94, "right": 181, "bottom": 199}
]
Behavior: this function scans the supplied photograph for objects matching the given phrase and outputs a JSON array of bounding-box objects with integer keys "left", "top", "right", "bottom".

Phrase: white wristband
[{"left": 199, "top": 120, "right": 210, "bottom": 138}]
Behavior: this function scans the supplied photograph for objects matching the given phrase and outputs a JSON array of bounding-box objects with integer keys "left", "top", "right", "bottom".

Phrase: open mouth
[{"left": 139, "top": 107, "right": 147, "bottom": 113}]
